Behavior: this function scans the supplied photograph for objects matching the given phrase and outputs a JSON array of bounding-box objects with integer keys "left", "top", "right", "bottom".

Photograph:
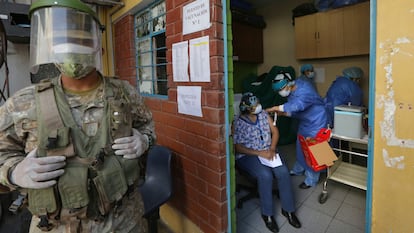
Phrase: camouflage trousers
[{"left": 29, "top": 189, "right": 148, "bottom": 233}]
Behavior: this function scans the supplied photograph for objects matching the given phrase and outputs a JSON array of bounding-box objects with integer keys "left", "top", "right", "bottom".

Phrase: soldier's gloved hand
[
  {"left": 10, "top": 148, "right": 66, "bottom": 189},
  {"left": 112, "top": 128, "right": 149, "bottom": 159}
]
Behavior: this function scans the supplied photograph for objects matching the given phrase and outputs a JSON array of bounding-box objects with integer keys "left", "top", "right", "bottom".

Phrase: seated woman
[{"left": 233, "top": 92, "right": 301, "bottom": 233}]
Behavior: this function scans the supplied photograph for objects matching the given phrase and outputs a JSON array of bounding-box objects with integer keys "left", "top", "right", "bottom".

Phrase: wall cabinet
[
  {"left": 294, "top": 1, "right": 369, "bottom": 59},
  {"left": 343, "top": 2, "right": 370, "bottom": 56},
  {"left": 232, "top": 21, "right": 264, "bottom": 63}
]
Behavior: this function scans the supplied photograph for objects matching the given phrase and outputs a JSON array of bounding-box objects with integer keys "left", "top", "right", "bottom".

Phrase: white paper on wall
[
  {"left": 177, "top": 86, "right": 203, "bottom": 117},
  {"left": 183, "top": 0, "right": 211, "bottom": 35},
  {"left": 189, "top": 36, "right": 210, "bottom": 82},
  {"left": 172, "top": 41, "right": 189, "bottom": 82}
]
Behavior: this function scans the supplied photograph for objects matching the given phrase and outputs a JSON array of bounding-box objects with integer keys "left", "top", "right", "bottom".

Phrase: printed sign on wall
[{"left": 183, "top": 0, "right": 210, "bottom": 35}]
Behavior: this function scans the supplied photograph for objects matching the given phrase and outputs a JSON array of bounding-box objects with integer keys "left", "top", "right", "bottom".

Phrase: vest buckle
[
  {"left": 91, "top": 149, "right": 105, "bottom": 170},
  {"left": 37, "top": 215, "right": 54, "bottom": 231},
  {"left": 8, "top": 192, "right": 27, "bottom": 213}
]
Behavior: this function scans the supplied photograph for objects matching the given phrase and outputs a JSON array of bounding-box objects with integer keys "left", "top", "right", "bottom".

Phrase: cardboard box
[
  {"left": 299, "top": 129, "right": 338, "bottom": 171},
  {"left": 308, "top": 141, "right": 338, "bottom": 167}
]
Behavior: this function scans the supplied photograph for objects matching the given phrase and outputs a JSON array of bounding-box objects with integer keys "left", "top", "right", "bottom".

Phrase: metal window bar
[{"left": 134, "top": 0, "right": 166, "bottom": 96}]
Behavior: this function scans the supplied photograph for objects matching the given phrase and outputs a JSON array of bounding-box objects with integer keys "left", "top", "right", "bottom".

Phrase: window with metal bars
[{"left": 134, "top": 0, "right": 167, "bottom": 97}]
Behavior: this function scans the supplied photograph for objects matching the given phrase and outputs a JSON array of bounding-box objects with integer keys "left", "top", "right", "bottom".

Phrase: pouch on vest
[
  {"left": 109, "top": 98, "right": 132, "bottom": 140},
  {"left": 116, "top": 156, "right": 140, "bottom": 186},
  {"left": 58, "top": 163, "right": 89, "bottom": 209},
  {"left": 27, "top": 188, "right": 59, "bottom": 216},
  {"left": 93, "top": 155, "right": 128, "bottom": 215}
]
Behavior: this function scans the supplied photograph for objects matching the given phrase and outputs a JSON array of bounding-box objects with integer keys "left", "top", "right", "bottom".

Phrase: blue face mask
[{"left": 306, "top": 72, "right": 315, "bottom": 79}]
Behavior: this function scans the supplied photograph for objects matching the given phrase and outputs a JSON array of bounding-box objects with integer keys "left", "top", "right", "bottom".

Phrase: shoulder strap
[
  {"left": 37, "top": 86, "right": 74, "bottom": 157},
  {"left": 38, "top": 87, "right": 64, "bottom": 140}
]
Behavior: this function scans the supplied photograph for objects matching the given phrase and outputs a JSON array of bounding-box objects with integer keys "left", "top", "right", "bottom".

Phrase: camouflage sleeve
[
  {"left": 122, "top": 81, "right": 156, "bottom": 144},
  {"left": 0, "top": 86, "right": 38, "bottom": 189}
]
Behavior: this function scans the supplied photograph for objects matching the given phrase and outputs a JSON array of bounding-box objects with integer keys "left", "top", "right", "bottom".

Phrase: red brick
[
  {"left": 206, "top": 153, "right": 226, "bottom": 171},
  {"left": 145, "top": 98, "right": 162, "bottom": 111},
  {"left": 198, "top": 166, "right": 222, "bottom": 187},
  {"left": 166, "top": 7, "right": 181, "bottom": 24},
  {"left": 208, "top": 211, "right": 226, "bottom": 232},
  {"left": 198, "top": 221, "right": 216, "bottom": 233},
  {"left": 180, "top": 156, "right": 198, "bottom": 174},
  {"left": 203, "top": 90, "right": 225, "bottom": 108},
  {"left": 210, "top": 56, "right": 224, "bottom": 73},
  {"left": 174, "top": 21, "right": 183, "bottom": 35},
  {"left": 206, "top": 184, "right": 226, "bottom": 202},
  {"left": 211, "top": 4, "right": 223, "bottom": 23},
  {"left": 160, "top": 100, "right": 177, "bottom": 114},
  {"left": 158, "top": 112, "right": 185, "bottom": 129},
  {"left": 202, "top": 107, "right": 225, "bottom": 124},
  {"left": 174, "top": 0, "right": 188, "bottom": 7},
  {"left": 167, "top": 88, "right": 177, "bottom": 101}
]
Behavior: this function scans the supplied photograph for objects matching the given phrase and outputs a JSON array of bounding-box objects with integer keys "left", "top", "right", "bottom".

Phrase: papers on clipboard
[{"left": 258, "top": 153, "right": 283, "bottom": 168}]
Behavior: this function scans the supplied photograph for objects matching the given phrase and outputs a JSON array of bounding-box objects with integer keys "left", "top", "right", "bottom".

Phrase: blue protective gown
[
  {"left": 283, "top": 79, "right": 328, "bottom": 171},
  {"left": 297, "top": 74, "right": 317, "bottom": 92},
  {"left": 324, "top": 76, "right": 363, "bottom": 126}
]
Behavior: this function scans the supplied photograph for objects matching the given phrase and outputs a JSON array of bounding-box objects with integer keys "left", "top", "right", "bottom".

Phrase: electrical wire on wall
[{"left": 0, "top": 19, "right": 10, "bottom": 104}]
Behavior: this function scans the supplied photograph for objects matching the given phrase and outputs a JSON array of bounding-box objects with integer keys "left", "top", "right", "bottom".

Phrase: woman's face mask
[
  {"left": 278, "top": 89, "right": 291, "bottom": 97},
  {"left": 252, "top": 104, "right": 262, "bottom": 114}
]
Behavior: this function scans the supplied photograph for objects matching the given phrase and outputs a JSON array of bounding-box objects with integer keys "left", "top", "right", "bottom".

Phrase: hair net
[
  {"left": 342, "top": 67, "right": 363, "bottom": 79},
  {"left": 300, "top": 64, "right": 313, "bottom": 74}
]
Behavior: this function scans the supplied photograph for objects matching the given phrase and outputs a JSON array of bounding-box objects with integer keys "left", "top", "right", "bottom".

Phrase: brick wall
[
  {"left": 113, "top": 1, "right": 227, "bottom": 232},
  {"left": 114, "top": 15, "right": 137, "bottom": 87}
]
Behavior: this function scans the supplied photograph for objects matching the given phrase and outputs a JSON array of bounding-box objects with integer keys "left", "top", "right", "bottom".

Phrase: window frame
[{"left": 134, "top": 0, "right": 167, "bottom": 98}]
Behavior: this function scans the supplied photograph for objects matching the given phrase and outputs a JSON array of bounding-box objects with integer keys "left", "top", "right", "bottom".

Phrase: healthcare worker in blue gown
[
  {"left": 324, "top": 66, "right": 364, "bottom": 127},
  {"left": 297, "top": 64, "right": 317, "bottom": 92},
  {"left": 266, "top": 73, "right": 328, "bottom": 189}
]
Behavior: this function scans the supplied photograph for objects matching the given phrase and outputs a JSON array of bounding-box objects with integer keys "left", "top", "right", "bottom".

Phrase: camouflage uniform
[{"left": 0, "top": 74, "right": 154, "bottom": 233}]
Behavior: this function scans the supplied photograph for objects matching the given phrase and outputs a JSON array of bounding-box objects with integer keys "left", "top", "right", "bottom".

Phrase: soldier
[{"left": 0, "top": 0, "right": 155, "bottom": 232}]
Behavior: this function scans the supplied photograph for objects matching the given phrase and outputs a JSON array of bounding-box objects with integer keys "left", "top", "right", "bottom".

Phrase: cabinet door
[
  {"left": 343, "top": 1, "right": 370, "bottom": 56},
  {"left": 316, "top": 9, "right": 344, "bottom": 58},
  {"left": 232, "top": 21, "right": 263, "bottom": 63},
  {"left": 294, "top": 14, "right": 317, "bottom": 59}
]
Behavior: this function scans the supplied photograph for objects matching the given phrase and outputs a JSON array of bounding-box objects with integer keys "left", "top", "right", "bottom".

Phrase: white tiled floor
[{"left": 236, "top": 143, "right": 366, "bottom": 233}]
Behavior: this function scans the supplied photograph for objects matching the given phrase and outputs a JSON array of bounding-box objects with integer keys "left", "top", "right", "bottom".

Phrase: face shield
[{"left": 29, "top": 6, "right": 102, "bottom": 77}]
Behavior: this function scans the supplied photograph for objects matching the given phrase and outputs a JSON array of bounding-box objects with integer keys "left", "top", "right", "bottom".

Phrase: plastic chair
[{"left": 138, "top": 145, "right": 173, "bottom": 233}]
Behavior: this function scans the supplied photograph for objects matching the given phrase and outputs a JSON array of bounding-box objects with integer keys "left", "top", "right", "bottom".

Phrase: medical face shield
[{"left": 29, "top": 7, "right": 102, "bottom": 77}]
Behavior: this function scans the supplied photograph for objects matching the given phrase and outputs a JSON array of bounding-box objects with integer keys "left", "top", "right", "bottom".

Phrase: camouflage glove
[
  {"left": 112, "top": 128, "right": 149, "bottom": 159},
  {"left": 10, "top": 148, "right": 66, "bottom": 189}
]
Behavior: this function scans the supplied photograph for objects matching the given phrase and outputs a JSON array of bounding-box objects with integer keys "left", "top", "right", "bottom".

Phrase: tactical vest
[{"left": 29, "top": 77, "right": 140, "bottom": 230}]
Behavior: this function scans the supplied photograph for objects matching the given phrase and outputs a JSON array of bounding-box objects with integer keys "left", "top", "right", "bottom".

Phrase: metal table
[{"left": 318, "top": 133, "right": 368, "bottom": 204}]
